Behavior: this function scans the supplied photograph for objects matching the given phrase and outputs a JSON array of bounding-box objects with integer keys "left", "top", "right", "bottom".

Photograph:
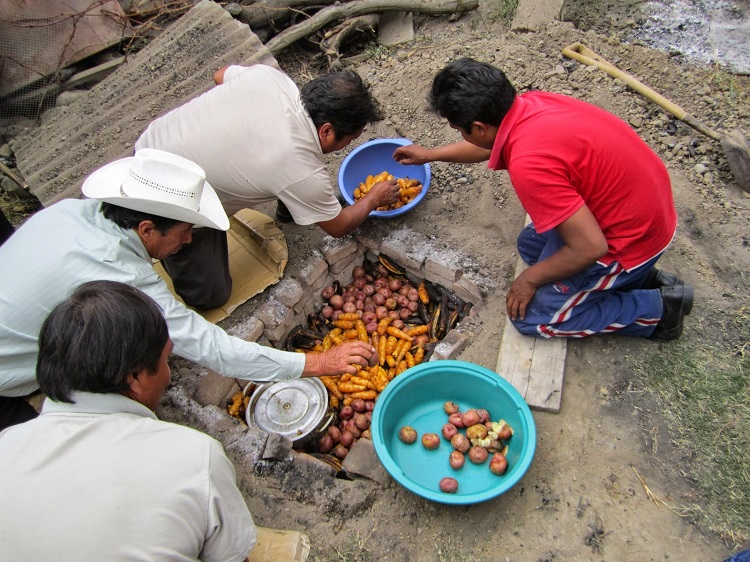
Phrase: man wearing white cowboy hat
[{"left": 0, "top": 149, "right": 378, "bottom": 430}]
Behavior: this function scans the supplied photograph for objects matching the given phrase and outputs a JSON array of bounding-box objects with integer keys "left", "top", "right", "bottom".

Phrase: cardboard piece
[
  {"left": 155, "top": 209, "right": 287, "bottom": 324},
  {"left": 248, "top": 527, "right": 310, "bottom": 562}
]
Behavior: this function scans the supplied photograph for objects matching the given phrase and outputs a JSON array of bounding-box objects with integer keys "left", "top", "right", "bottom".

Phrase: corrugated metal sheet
[{"left": 11, "top": 0, "right": 278, "bottom": 206}]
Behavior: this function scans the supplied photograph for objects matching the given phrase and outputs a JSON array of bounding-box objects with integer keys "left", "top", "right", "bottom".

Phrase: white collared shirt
[{"left": 0, "top": 392, "right": 256, "bottom": 561}]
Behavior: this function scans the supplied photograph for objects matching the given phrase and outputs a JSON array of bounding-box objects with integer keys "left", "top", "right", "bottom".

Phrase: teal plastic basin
[{"left": 372, "top": 360, "right": 537, "bottom": 505}]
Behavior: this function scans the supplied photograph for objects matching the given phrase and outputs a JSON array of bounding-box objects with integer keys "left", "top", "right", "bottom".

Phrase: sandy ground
[
  {"left": 231, "top": 9, "right": 750, "bottom": 562},
  {"left": 4, "top": 2, "right": 750, "bottom": 560}
]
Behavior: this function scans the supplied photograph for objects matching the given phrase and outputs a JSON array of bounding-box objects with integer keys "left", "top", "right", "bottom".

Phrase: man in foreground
[
  {"left": 0, "top": 149, "right": 377, "bottom": 429},
  {"left": 0, "top": 280, "right": 257, "bottom": 560},
  {"left": 136, "top": 64, "right": 401, "bottom": 308},
  {"left": 393, "top": 58, "right": 692, "bottom": 341}
]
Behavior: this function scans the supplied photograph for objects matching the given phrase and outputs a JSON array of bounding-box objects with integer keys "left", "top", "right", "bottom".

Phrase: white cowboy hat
[{"left": 82, "top": 148, "right": 229, "bottom": 230}]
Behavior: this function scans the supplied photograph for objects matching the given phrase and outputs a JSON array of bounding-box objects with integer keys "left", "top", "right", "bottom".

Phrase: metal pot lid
[{"left": 246, "top": 378, "right": 328, "bottom": 441}]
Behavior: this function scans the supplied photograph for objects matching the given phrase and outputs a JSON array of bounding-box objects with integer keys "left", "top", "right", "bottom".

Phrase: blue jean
[{"left": 511, "top": 224, "right": 663, "bottom": 338}]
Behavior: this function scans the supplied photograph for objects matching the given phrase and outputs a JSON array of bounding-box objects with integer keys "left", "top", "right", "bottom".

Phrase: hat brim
[{"left": 82, "top": 157, "right": 230, "bottom": 231}]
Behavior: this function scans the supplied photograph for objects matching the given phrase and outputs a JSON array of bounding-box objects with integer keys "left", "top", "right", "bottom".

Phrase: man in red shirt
[{"left": 393, "top": 58, "right": 692, "bottom": 341}]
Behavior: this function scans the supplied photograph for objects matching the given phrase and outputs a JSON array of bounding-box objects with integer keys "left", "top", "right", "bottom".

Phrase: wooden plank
[
  {"left": 63, "top": 57, "right": 125, "bottom": 89},
  {"left": 495, "top": 219, "right": 567, "bottom": 413}
]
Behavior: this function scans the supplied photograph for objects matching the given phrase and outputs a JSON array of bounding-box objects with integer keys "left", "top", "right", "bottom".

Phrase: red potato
[
  {"left": 331, "top": 310, "right": 342, "bottom": 322},
  {"left": 489, "top": 453, "right": 508, "bottom": 475},
  {"left": 354, "top": 413, "right": 370, "bottom": 431},
  {"left": 461, "top": 409, "right": 481, "bottom": 427},
  {"left": 398, "top": 426, "right": 418, "bottom": 444},
  {"left": 442, "top": 423, "right": 458, "bottom": 440},
  {"left": 355, "top": 300, "right": 365, "bottom": 311},
  {"left": 321, "top": 285, "right": 336, "bottom": 299},
  {"left": 396, "top": 295, "right": 410, "bottom": 308},
  {"left": 439, "top": 477, "right": 459, "bottom": 493},
  {"left": 333, "top": 445, "right": 349, "bottom": 459},
  {"left": 388, "top": 311, "right": 400, "bottom": 321},
  {"left": 374, "top": 277, "right": 388, "bottom": 289},
  {"left": 444, "top": 401, "right": 460, "bottom": 415},
  {"left": 340, "top": 431, "right": 355, "bottom": 448},
  {"left": 392, "top": 319, "right": 405, "bottom": 329},
  {"left": 375, "top": 306, "right": 389, "bottom": 320},
  {"left": 321, "top": 305, "right": 334, "bottom": 319},
  {"left": 343, "top": 302, "right": 357, "bottom": 314},
  {"left": 365, "top": 400, "right": 375, "bottom": 412},
  {"left": 415, "top": 334, "right": 430, "bottom": 346},
  {"left": 407, "top": 300, "right": 419, "bottom": 312},
  {"left": 388, "top": 279, "right": 402, "bottom": 292},
  {"left": 353, "top": 277, "right": 367, "bottom": 289},
  {"left": 363, "top": 284, "right": 376, "bottom": 296},
  {"left": 351, "top": 399, "right": 367, "bottom": 413},
  {"left": 360, "top": 429, "right": 372, "bottom": 440},
  {"left": 407, "top": 288, "right": 420, "bottom": 302},
  {"left": 363, "top": 301, "right": 376, "bottom": 313},
  {"left": 448, "top": 413, "right": 465, "bottom": 428},
  {"left": 365, "top": 411, "right": 372, "bottom": 422},
  {"left": 362, "top": 311, "right": 377, "bottom": 325},
  {"left": 327, "top": 425, "right": 341, "bottom": 443},
  {"left": 343, "top": 293, "right": 356, "bottom": 304},
  {"left": 398, "top": 285, "right": 410, "bottom": 297},
  {"left": 450, "top": 433, "right": 470, "bottom": 453},
  {"left": 318, "top": 435, "right": 334, "bottom": 453},
  {"left": 344, "top": 419, "right": 361, "bottom": 438},
  {"left": 496, "top": 424, "right": 513, "bottom": 441},
  {"left": 329, "top": 294, "right": 344, "bottom": 310},
  {"left": 399, "top": 307, "right": 412, "bottom": 320},
  {"left": 468, "top": 446, "right": 489, "bottom": 464},
  {"left": 449, "top": 450, "right": 465, "bottom": 470},
  {"left": 339, "top": 406, "right": 354, "bottom": 420},
  {"left": 422, "top": 433, "right": 441, "bottom": 450},
  {"left": 352, "top": 266, "right": 366, "bottom": 278},
  {"left": 385, "top": 297, "right": 398, "bottom": 311},
  {"left": 373, "top": 293, "right": 386, "bottom": 306},
  {"left": 365, "top": 321, "right": 378, "bottom": 334},
  {"left": 476, "top": 409, "right": 490, "bottom": 424},
  {"left": 377, "top": 287, "right": 392, "bottom": 298}
]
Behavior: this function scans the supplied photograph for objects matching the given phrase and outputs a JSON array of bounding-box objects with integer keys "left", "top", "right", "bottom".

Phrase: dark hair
[
  {"left": 301, "top": 70, "right": 383, "bottom": 139},
  {"left": 428, "top": 58, "right": 517, "bottom": 132},
  {"left": 101, "top": 202, "right": 181, "bottom": 235},
  {"left": 37, "top": 280, "right": 169, "bottom": 403}
]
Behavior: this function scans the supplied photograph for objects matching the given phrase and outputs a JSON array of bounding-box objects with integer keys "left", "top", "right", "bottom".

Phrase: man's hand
[
  {"left": 303, "top": 341, "right": 378, "bottom": 377},
  {"left": 393, "top": 144, "right": 431, "bottom": 165},
  {"left": 506, "top": 269, "right": 539, "bottom": 321},
  {"left": 364, "top": 179, "right": 401, "bottom": 209}
]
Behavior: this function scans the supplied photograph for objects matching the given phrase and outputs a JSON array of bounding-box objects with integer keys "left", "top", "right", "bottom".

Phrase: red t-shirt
[{"left": 488, "top": 92, "right": 676, "bottom": 270}]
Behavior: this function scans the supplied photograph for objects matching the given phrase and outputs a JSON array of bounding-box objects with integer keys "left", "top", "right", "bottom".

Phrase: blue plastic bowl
[
  {"left": 338, "top": 138, "right": 431, "bottom": 218},
  {"left": 372, "top": 360, "right": 537, "bottom": 505}
]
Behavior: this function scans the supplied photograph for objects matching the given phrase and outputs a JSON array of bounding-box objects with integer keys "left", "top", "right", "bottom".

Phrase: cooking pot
[{"left": 245, "top": 378, "right": 333, "bottom": 449}]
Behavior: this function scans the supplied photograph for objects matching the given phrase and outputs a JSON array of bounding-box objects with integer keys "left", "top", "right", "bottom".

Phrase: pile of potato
[
  {"left": 398, "top": 401, "right": 514, "bottom": 494},
  {"left": 314, "top": 262, "right": 435, "bottom": 460},
  {"left": 352, "top": 170, "right": 423, "bottom": 212}
]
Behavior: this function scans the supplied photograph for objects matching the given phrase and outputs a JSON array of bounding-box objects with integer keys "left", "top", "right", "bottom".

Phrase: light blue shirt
[{"left": 0, "top": 199, "right": 304, "bottom": 397}]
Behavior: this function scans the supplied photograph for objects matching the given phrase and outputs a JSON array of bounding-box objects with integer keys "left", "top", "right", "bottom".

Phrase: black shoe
[
  {"left": 649, "top": 284, "right": 694, "bottom": 342},
  {"left": 643, "top": 267, "right": 684, "bottom": 289},
  {"left": 275, "top": 200, "right": 294, "bottom": 223}
]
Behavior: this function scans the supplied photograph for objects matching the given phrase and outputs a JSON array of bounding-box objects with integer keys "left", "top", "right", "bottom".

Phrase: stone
[
  {"left": 320, "top": 236, "right": 357, "bottom": 265},
  {"left": 379, "top": 227, "right": 433, "bottom": 273},
  {"left": 225, "top": 316, "right": 264, "bottom": 342},
  {"left": 330, "top": 252, "right": 357, "bottom": 275},
  {"left": 264, "top": 311, "right": 298, "bottom": 344},
  {"left": 253, "top": 298, "right": 288, "bottom": 330},
  {"left": 430, "top": 330, "right": 471, "bottom": 361},
  {"left": 194, "top": 370, "right": 241, "bottom": 407},
  {"left": 262, "top": 432, "right": 294, "bottom": 461},
  {"left": 453, "top": 274, "right": 483, "bottom": 303},
  {"left": 425, "top": 252, "right": 463, "bottom": 283},
  {"left": 293, "top": 250, "right": 328, "bottom": 289},
  {"left": 269, "top": 277, "right": 304, "bottom": 308},
  {"left": 342, "top": 439, "right": 391, "bottom": 485}
]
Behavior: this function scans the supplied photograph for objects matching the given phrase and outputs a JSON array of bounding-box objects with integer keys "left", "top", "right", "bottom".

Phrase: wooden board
[{"left": 495, "top": 221, "right": 567, "bottom": 413}]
